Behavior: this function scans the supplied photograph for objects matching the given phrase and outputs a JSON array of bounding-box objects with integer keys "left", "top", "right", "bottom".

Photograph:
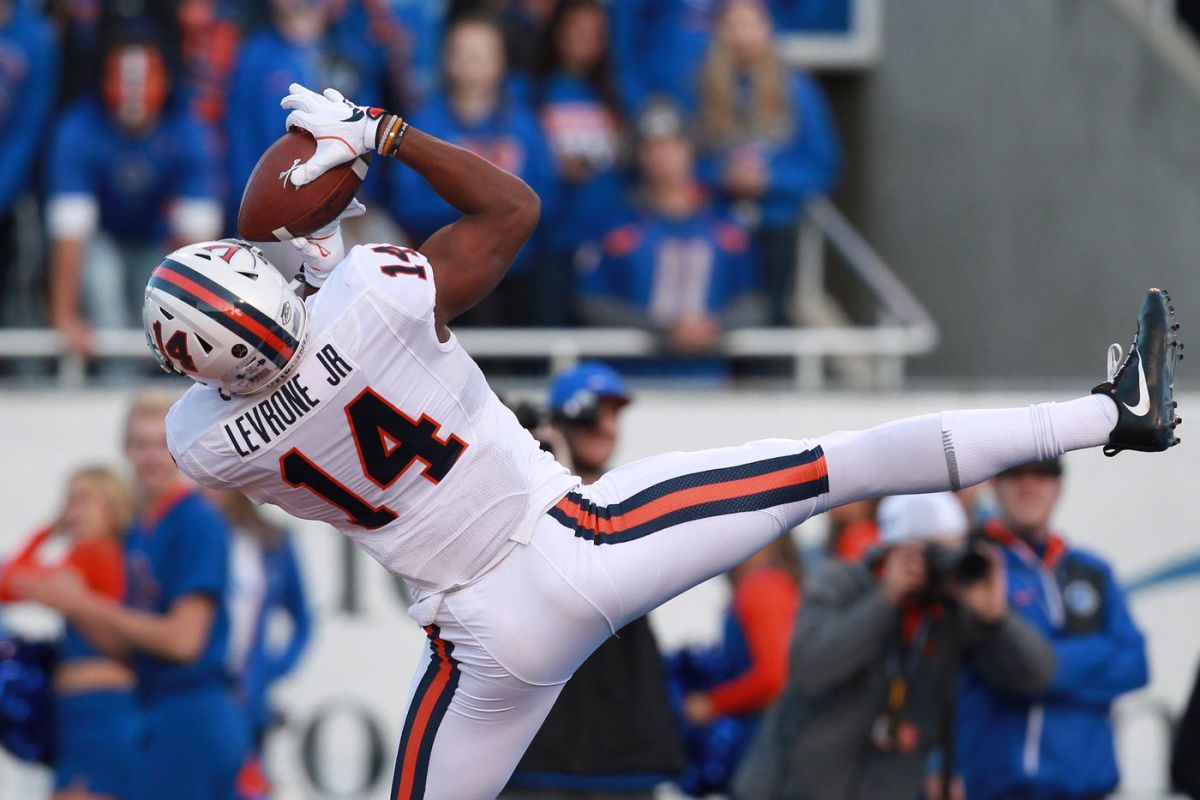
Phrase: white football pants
[{"left": 388, "top": 396, "right": 1117, "bottom": 799}]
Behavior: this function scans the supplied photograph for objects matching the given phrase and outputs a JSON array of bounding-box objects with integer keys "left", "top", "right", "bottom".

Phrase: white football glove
[
  {"left": 280, "top": 83, "right": 383, "bottom": 186},
  {"left": 295, "top": 199, "right": 366, "bottom": 288},
  {"left": 253, "top": 199, "right": 366, "bottom": 288}
]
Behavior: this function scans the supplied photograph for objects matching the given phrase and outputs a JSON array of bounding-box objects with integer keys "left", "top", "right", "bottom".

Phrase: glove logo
[{"left": 341, "top": 107, "right": 365, "bottom": 123}]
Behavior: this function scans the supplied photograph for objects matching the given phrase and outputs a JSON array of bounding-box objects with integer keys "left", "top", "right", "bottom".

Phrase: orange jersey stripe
[
  {"left": 151, "top": 266, "right": 297, "bottom": 360},
  {"left": 554, "top": 456, "right": 827, "bottom": 535},
  {"left": 396, "top": 637, "right": 453, "bottom": 800}
]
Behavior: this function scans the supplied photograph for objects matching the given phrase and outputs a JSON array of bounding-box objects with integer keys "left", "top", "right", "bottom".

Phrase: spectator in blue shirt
[
  {"left": 46, "top": 30, "right": 222, "bottom": 361},
  {"left": 0, "top": 0, "right": 55, "bottom": 322},
  {"left": 225, "top": 0, "right": 328, "bottom": 232},
  {"left": 327, "top": 0, "right": 448, "bottom": 113},
  {"left": 530, "top": 0, "right": 626, "bottom": 325},
  {"left": 956, "top": 457, "right": 1149, "bottom": 800},
  {"left": 207, "top": 489, "right": 312, "bottom": 796},
  {"left": 608, "top": 0, "right": 723, "bottom": 115},
  {"left": 387, "top": 12, "right": 556, "bottom": 325},
  {"left": 577, "top": 100, "right": 766, "bottom": 370},
  {"left": 177, "top": 0, "right": 244, "bottom": 125},
  {"left": 452, "top": 0, "right": 557, "bottom": 77},
  {"left": 697, "top": 0, "right": 840, "bottom": 325},
  {"left": 20, "top": 391, "right": 249, "bottom": 800}
]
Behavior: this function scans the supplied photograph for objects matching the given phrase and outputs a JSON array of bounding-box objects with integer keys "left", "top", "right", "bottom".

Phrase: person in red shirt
[
  {"left": 682, "top": 536, "right": 803, "bottom": 723},
  {"left": 1, "top": 465, "right": 138, "bottom": 800}
]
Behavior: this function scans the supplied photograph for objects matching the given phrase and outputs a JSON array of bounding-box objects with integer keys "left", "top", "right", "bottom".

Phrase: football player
[{"left": 142, "top": 83, "right": 1180, "bottom": 800}]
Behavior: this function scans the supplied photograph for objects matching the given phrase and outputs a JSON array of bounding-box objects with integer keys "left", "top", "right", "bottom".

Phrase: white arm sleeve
[
  {"left": 47, "top": 194, "right": 99, "bottom": 240},
  {"left": 169, "top": 198, "right": 223, "bottom": 242}
]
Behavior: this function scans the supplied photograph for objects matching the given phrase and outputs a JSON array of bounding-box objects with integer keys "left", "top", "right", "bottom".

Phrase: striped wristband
[{"left": 374, "top": 113, "right": 409, "bottom": 158}]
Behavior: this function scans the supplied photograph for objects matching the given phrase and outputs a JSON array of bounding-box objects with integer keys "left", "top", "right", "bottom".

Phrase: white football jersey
[{"left": 167, "top": 244, "right": 576, "bottom": 593}]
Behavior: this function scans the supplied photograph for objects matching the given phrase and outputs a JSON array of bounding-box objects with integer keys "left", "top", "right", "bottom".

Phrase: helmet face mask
[{"left": 143, "top": 240, "right": 307, "bottom": 396}]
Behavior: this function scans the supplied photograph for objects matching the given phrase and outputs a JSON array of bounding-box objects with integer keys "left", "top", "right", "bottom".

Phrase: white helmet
[{"left": 143, "top": 240, "right": 308, "bottom": 396}]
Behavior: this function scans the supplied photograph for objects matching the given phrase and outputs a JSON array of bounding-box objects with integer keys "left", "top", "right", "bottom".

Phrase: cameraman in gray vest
[{"left": 736, "top": 492, "right": 1055, "bottom": 800}]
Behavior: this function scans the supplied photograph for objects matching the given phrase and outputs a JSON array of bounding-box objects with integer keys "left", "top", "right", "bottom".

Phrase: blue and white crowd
[{"left": 0, "top": 0, "right": 842, "bottom": 369}]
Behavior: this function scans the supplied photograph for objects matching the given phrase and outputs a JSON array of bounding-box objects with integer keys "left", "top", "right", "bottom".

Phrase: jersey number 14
[{"left": 279, "top": 388, "right": 468, "bottom": 529}]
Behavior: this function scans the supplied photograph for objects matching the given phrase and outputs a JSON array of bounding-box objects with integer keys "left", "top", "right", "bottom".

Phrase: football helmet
[{"left": 143, "top": 240, "right": 307, "bottom": 396}]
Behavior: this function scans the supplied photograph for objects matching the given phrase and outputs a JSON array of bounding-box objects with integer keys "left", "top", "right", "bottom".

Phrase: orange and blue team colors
[
  {"left": 391, "top": 626, "right": 461, "bottom": 800},
  {"left": 148, "top": 258, "right": 300, "bottom": 370},
  {"left": 549, "top": 449, "right": 829, "bottom": 544}
]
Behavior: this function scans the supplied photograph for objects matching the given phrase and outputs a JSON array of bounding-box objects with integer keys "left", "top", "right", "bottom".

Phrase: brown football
[{"left": 237, "top": 128, "right": 370, "bottom": 242}]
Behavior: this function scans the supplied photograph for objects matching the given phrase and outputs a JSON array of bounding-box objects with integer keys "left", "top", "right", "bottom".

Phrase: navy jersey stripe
[
  {"left": 549, "top": 478, "right": 828, "bottom": 545},
  {"left": 577, "top": 449, "right": 826, "bottom": 521},
  {"left": 147, "top": 274, "right": 292, "bottom": 369},
  {"left": 159, "top": 257, "right": 299, "bottom": 352},
  {"left": 390, "top": 625, "right": 460, "bottom": 800}
]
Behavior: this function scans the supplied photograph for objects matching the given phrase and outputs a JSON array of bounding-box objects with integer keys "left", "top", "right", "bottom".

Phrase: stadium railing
[{"left": 0, "top": 197, "right": 938, "bottom": 390}]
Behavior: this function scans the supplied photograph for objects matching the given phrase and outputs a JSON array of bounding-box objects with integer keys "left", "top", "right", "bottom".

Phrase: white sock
[{"left": 819, "top": 395, "right": 1118, "bottom": 507}]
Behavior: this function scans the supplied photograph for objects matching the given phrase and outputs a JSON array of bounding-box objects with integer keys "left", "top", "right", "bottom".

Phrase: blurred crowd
[
  {"left": 0, "top": 393, "right": 310, "bottom": 800},
  {"left": 4, "top": 364, "right": 1200, "bottom": 800},
  {"left": 0, "top": 0, "right": 844, "bottom": 370}
]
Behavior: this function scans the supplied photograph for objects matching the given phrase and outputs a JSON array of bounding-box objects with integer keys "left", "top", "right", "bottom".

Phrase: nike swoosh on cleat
[{"left": 1124, "top": 358, "right": 1151, "bottom": 416}]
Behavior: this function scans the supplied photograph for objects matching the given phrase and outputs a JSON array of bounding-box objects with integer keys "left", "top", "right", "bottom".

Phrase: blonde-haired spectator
[
  {"left": 2, "top": 465, "right": 137, "bottom": 799},
  {"left": 697, "top": 0, "right": 840, "bottom": 325}
]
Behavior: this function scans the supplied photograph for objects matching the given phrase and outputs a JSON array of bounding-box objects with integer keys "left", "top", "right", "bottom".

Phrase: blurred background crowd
[
  {"left": 3, "top": 0, "right": 1200, "bottom": 798},
  {"left": 0, "top": 0, "right": 851, "bottom": 371}
]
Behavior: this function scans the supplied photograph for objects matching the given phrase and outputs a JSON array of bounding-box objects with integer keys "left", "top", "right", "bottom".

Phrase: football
[{"left": 237, "top": 128, "right": 370, "bottom": 242}]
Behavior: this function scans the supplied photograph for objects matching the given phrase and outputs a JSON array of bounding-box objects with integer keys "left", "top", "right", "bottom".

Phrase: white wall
[{"left": 0, "top": 388, "right": 1195, "bottom": 798}]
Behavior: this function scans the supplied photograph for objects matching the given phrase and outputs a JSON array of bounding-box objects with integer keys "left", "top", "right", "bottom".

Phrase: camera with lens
[
  {"left": 923, "top": 536, "right": 991, "bottom": 593},
  {"left": 511, "top": 399, "right": 547, "bottom": 432}
]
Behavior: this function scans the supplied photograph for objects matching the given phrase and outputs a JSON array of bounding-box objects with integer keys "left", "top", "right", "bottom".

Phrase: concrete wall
[{"left": 838, "top": 0, "right": 1200, "bottom": 380}]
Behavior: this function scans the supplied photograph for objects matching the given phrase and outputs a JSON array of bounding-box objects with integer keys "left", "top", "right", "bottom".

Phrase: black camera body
[
  {"left": 511, "top": 399, "right": 548, "bottom": 432},
  {"left": 924, "top": 538, "right": 991, "bottom": 591}
]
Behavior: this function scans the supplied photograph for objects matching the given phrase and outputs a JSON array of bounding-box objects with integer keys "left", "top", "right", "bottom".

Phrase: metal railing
[{"left": 0, "top": 198, "right": 938, "bottom": 390}]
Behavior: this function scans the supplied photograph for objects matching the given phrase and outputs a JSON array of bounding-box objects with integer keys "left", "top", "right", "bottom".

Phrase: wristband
[{"left": 375, "top": 114, "right": 409, "bottom": 158}]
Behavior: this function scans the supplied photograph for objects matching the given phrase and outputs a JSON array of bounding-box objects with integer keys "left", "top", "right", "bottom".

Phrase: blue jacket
[
  {"left": 47, "top": 98, "right": 221, "bottom": 243},
  {"left": 957, "top": 521, "right": 1149, "bottom": 799},
  {"left": 233, "top": 533, "right": 312, "bottom": 738},
  {"left": 386, "top": 95, "right": 556, "bottom": 274},
  {"left": 609, "top": 0, "right": 722, "bottom": 115},
  {"left": 697, "top": 72, "right": 840, "bottom": 228},
  {"left": 0, "top": 1, "right": 55, "bottom": 216},
  {"left": 225, "top": 28, "right": 325, "bottom": 233},
  {"left": 536, "top": 72, "right": 628, "bottom": 256}
]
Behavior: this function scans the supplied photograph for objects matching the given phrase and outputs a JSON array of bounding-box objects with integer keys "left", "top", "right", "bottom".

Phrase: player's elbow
[{"left": 505, "top": 180, "right": 540, "bottom": 241}]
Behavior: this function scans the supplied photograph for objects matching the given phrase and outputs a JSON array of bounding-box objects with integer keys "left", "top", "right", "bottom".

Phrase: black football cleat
[{"left": 1092, "top": 288, "right": 1182, "bottom": 456}]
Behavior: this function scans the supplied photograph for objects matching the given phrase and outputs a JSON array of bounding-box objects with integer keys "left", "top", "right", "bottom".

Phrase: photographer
[{"left": 735, "top": 492, "right": 1055, "bottom": 800}]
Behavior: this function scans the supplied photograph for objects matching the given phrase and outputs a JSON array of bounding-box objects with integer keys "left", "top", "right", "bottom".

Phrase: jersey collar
[
  {"left": 141, "top": 482, "right": 194, "bottom": 529},
  {"left": 984, "top": 519, "right": 1067, "bottom": 570}
]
